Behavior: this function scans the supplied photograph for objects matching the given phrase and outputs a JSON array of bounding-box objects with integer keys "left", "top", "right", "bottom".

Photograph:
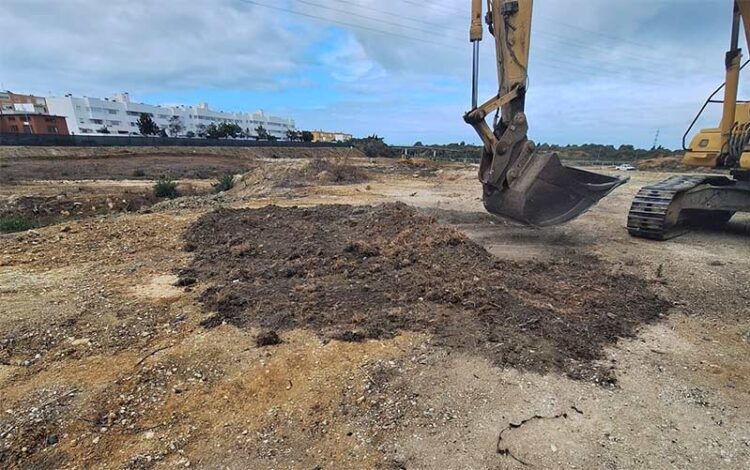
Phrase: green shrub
[
  {"left": 0, "top": 215, "right": 39, "bottom": 233},
  {"left": 213, "top": 174, "right": 235, "bottom": 193},
  {"left": 153, "top": 176, "right": 179, "bottom": 199}
]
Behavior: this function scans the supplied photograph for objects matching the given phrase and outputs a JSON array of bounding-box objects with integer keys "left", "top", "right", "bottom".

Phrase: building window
[
  {"left": 90, "top": 119, "right": 103, "bottom": 124},
  {"left": 10, "top": 125, "right": 18, "bottom": 132},
  {"left": 108, "top": 109, "right": 118, "bottom": 114},
  {"left": 7, "top": 116, "right": 15, "bottom": 121},
  {"left": 45, "top": 117, "right": 56, "bottom": 122},
  {"left": 47, "top": 126, "right": 58, "bottom": 134}
]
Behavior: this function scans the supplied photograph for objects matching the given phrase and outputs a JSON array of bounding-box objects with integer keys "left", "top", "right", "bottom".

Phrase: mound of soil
[
  {"left": 0, "top": 193, "right": 158, "bottom": 233},
  {"left": 274, "top": 158, "right": 368, "bottom": 187},
  {"left": 182, "top": 203, "right": 669, "bottom": 383}
]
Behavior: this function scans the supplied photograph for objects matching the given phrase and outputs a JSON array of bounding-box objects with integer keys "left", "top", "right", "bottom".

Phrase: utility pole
[{"left": 652, "top": 129, "right": 660, "bottom": 150}]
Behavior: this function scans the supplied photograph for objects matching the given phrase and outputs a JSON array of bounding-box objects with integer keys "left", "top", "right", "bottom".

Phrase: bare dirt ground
[{"left": 0, "top": 149, "right": 748, "bottom": 469}]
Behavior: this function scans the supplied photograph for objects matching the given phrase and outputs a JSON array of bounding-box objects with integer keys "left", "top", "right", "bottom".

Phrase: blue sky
[{"left": 2, "top": 0, "right": 747, "bottom": 148}]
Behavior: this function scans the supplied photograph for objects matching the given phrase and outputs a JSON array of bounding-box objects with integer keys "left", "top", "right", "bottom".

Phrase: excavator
[{"left": 466, "top": 0, "right": 750, "bottom": 239}]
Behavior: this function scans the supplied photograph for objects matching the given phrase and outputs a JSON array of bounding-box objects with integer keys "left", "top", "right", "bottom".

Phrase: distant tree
[
  {"left": 195, "top": 124, "right": 207, "bottom": 138},
  {"left": 413, "top": 141, "right": 423, "bottom": 147},
  {"left": 218, "top": 121, "right": 242, "bottom": 138},
  {"left": 159, "top": 128, "right": 168, "bottom": 137},
  {"left": 300, "top": 130, "right": 314, "bottom": 142},
  {"left": 97, "top": 126, "right": 110, "bottom": 134},
  {"left": 185, "top": 130, "right": 196, "bottom": 138},
  {"left": 286, "top": 129, "right": 300, "bottom": 141},
  {"left": 268, "top": 135, "right": 278, "bottom": 142},
  {"left": 350, "top": 135, "right": 397, "bottom": 158},
  {"left": 205, "top": 123, "right": 220, "bottom": 139},
  {"left": 167, "top": 116, "right": 185, "bottom": 137},
  {"left": 255, "top": 125, "right": 270, "bottom": 141},
  {"left": 137, "top": 113, "right": 160, "bottom": 136}
]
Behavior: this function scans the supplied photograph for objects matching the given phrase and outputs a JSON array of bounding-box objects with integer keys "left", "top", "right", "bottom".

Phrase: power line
[
  {"left": 240, "top": 0, "right": 671, "bottom": 85},
  {"left": 318, "top": 1, "right": 673, "bottom": 75},
  {"left": 329, "top": 0, "right": 448, "bottom": 29},
  {"left": 397, "top": 0, "right": 458, "bottom": 12},
  {"left": 295, "top": 0, "right": 449, "bottom": 38},
  {"left": 238, "top": 0, "right": 459, "bottom": 49},
  {"left": 394, "top": 0, "right": 669, "bottom": 54}
]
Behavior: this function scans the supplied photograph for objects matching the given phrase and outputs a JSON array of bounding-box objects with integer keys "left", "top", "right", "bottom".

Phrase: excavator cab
[{"left": 466, "top": 0, "right": 627, "bottom": 226}]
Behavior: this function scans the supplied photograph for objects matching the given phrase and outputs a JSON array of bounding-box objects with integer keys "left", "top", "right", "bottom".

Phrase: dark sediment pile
[{"left": 182, "top": 203, "right": 669, "bottom": 383}]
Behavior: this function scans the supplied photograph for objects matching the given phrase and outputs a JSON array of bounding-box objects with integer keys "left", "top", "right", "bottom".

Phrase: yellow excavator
[{"left": 466, "top": 0, "right": 750, "bottom": 239}]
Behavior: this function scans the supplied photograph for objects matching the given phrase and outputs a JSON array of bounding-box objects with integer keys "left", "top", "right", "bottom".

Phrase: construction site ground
[{"left": 1, "top": 147, "right": 749, "bottom": 469}]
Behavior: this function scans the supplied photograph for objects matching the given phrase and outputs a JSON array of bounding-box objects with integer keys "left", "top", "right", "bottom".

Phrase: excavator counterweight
[{"left": 465, "top": 0, "right": 626, "bottom": 226}]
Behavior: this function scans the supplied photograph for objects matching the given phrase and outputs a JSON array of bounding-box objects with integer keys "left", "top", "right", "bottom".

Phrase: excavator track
[{"left": 627, "top": 175, "right": 711, "bottom": 240}]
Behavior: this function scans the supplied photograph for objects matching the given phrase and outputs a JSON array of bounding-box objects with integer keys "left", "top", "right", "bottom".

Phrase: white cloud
[
  {"left": 1, "top": 0, "right": 317, "bottom": 95},
  {"left": 319, "top": 36, "right": 385, "bottom": 82}
]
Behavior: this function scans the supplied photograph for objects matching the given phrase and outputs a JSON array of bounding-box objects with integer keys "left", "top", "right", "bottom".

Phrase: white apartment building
[{"left": 45, "top": 92, "right": 295, "bottom": 139}]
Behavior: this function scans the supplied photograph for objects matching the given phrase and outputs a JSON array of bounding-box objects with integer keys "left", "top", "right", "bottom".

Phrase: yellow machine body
[{"left": 684, "top": 103, "right": 750, "bottom": 168}]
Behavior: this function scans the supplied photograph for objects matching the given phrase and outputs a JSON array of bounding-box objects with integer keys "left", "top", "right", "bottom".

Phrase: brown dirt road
[{"left": 0, "top": 153, "right": 748, "bottom": 469}]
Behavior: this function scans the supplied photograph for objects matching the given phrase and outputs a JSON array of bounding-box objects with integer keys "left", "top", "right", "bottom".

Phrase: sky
[{"left": 1, "top": 0, "right": 747, "bottom": 148}]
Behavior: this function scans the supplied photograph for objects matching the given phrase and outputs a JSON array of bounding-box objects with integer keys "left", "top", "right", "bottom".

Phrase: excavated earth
[{"left": 183, "top": 202, "right": 669, "bottom": 383}]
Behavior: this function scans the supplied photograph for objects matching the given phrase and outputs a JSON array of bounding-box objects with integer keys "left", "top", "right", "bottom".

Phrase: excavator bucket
[{"left": 482, "top": 152, "right": 629, "bottom": 227}]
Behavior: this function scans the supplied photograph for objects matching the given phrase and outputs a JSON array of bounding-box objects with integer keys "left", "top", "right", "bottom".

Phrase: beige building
[{"left": 311, "top": 130, "right": 352, "bottom": 143}]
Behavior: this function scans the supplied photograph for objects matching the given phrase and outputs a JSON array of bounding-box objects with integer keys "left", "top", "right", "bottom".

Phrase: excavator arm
[{"left": 464, "top": 0, "right": 628, "bottom": 226}]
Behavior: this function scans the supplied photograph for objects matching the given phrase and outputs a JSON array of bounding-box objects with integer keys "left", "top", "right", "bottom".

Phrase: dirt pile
[
  {"left": 182, "top": 203, "right": 669, "bottom": 383},
  {"left": 150, "top": 158, "right": 370, "bottom": 212},
  {"left": 636, "top": 156, "right": 685, "bottom": 171},
  {"left": 234, "top": 158, "right": 368, "bottom": 192}
]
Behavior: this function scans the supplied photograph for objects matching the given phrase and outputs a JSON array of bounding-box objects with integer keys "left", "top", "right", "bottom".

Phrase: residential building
[
  {"left": 311, "top": 130, "right": 352, "bottom": 143},
  {"left": 45, "top": 92, "right": 296, "bottom": 139},
  {"left": 0, "top": 91, "right": 48, "bottom": 114},
  {"left": 0, "top": 113, "right": 69, "bottom": 135}
]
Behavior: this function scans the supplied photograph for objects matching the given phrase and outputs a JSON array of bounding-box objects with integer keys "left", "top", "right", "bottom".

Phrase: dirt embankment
[
  {"left": 182, "top": 203, "right": 670, "bottom": 383},
  {"left": 0, "top": 193, "right": 157, "bottom": 232},
  {"left": 0, "top": 182, "right": 206, "bottom": 233},
  {"left": 636, "top": 156, "right": 685, "bottom": 171},
  {"left": 0, "top": 147, "right": 364, "bottom": 182}
]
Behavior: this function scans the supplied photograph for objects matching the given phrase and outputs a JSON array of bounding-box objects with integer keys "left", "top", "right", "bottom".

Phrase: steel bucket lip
[{"left": 483, "top": 168, "right": 630, "bottom": 227}]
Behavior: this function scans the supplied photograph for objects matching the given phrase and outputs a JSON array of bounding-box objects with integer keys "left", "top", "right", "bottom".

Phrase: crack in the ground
[{"left": 496, "top": 406, "right": 584, "bottom": 466}]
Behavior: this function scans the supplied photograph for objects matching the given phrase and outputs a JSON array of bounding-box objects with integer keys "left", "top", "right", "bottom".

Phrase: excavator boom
[{"left": 465, "top": 0, "right": 627, "bottom": 226}]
